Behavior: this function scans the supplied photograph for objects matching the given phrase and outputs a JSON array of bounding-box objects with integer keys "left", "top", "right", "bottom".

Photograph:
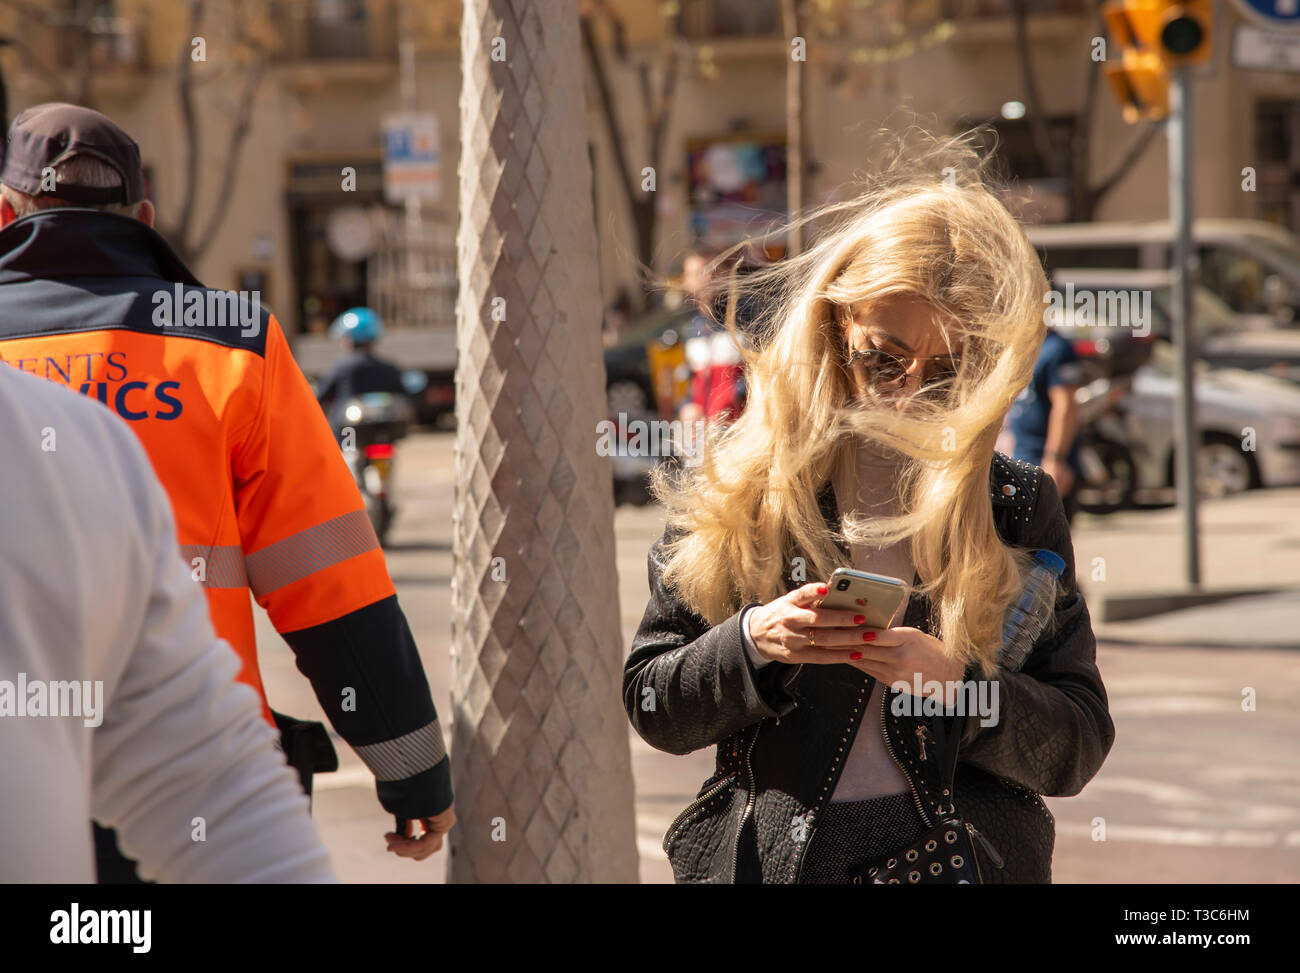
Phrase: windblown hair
[{"left": 650, "top": 127, "right": 1055, "bottom": 677}]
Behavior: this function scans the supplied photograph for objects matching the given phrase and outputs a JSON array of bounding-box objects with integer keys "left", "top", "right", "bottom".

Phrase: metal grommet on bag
[
  {"left": 886, "top": 858, "right": 897, "bottom": 869},
  {"left": 908, "top": 870, "right": 920, "bottom": 883},
  {"left": 930, "top": 862, "right": 943, "bottom": 876},
  {"left": 905, "top": 849, "right": 918, "bottom": 862},
  {"left": 951, "top": 855, "right": 963, "bottom": 868},
  {"left": 925, "top": 839, "right": 937, "bottom": 852},
  {"left": 944, "top": 830, "right": 958, "bottom": 843}
]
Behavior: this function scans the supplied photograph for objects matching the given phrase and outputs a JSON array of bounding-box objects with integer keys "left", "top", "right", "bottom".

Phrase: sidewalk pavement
[{"left": 1071, "top": 487, "right": 1300, "bottom": 649}]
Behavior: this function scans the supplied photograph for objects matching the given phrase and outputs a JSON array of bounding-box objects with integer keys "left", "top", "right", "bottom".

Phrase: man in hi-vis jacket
[{"left": 0, "top": 103, "right": 454, "bottom": 879}]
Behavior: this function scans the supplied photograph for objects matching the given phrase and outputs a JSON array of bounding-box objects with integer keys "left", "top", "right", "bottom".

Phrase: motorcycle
[
  {"left": 331, "top": 391, "right": 415, "bottom": 545},
  {"left": 1073, "top": 375, "right": 1137, "bottom": 514}
]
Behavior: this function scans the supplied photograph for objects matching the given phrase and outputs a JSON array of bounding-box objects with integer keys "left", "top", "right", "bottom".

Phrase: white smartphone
[{"left": 820, "top": 568, "right": 909, "bottom": 629}]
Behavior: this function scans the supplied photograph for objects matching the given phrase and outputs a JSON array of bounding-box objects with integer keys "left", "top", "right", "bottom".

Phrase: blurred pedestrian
[
  {"left": 0, "top": 103, "right": 454, "bottom": 880},
  {"left": 0, "top": 365, "right": 336, "bottom": 883},
  {"left": 677, "top": 246, "right": 750, "bottom": 426},
  {"left": 624, "top": 132, "right": 1113, "bottom": 884},
  {"left": 1007, "top": 328, "right": 1085, "bottom": 524}
]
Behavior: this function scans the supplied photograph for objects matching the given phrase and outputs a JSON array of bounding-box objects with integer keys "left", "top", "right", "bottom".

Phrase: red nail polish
[
  {"left": 863, "top": 631, "right": 876, "bottom": 642},
  {"left": 816, "top": 584, "right": 827, "bottom": 595},
  {"left": 854, "top": 615, "right": 865, "bottom": 625},
  {"left": 849, "top": 651, "right": 862, "bottom": 661}
]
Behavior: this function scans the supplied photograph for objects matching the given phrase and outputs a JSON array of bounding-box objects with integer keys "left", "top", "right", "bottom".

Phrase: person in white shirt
[{"left": 0, "top": 365, "right": 337, "bottom": 883}]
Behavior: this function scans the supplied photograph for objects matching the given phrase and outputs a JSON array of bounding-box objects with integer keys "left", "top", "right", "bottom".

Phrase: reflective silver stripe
[
  {"left": 245, "top": 509, "right": 379, "bottom": 598},
  {"left": 353, "top": 721, "right": 448, "bottom": 782},
  {"left": 178, "top": 544, "right": 249, "bottom": 589}
]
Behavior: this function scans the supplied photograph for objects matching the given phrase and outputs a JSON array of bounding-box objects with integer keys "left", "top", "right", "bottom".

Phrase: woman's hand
[
  {"left": 747, "top": 583, "right": 967, "bottom": 701},
  {"left": 846, "top": 626, "right": 967, "bottom": 704},
  {"left": 746, "top": 582, "right": 882, "bottom": 665}
]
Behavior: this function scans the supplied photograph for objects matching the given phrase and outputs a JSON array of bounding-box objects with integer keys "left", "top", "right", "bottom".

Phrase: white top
[
  {"left": 0, "top": 366, "right": 337, "bottom": 883},
  {"left": 742, "top": 440, "right": 914, "bottom": 800}
]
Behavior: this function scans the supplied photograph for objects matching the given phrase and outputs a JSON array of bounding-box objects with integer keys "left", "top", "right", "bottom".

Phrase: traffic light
[
  {"left": 1158, "top": 1, "right": 1212, "bottom": 67},
  {"left": 1101, "top": 1, "right": 1212, "bottom": 123},
  {"left": 1104, "top": 46, "right": 1169, "bottom": 124}
]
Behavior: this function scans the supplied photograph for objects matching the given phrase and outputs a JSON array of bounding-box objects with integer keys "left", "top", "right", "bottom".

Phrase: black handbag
[{"left": 849, "top": 711, "right": 1005, "bottom": 884}]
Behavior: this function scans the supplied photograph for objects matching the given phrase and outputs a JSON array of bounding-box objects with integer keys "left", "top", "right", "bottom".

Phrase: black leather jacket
[{"left": 624, "top": 451, "right": 1115, "bottom": 883}]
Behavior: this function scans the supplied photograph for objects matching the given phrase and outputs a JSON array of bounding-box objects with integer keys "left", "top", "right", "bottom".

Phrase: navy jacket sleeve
[{"left": 282, "top": 595, "right": 454, "bottom": 819}]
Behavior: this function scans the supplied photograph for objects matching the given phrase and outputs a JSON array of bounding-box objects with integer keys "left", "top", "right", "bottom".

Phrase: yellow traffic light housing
[
  {"left": 1101, "top": 1, "right": 1211, "bottom": 123},
  {"left": 1103, "top": 0, "right": 1162, "bottom": 49},
  {"left": 1105, "top": 47, "right": 1171, "bottom": 123}
]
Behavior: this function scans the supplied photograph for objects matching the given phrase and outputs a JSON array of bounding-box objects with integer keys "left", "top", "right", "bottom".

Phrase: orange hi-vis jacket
[{"left": 0, "top": 209, "right": 451, "bottom": 818}]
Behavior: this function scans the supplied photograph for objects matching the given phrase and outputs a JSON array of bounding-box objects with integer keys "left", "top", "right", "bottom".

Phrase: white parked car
[{"left": 1120, "top": 342, "right": 1300, "bottom": 497}]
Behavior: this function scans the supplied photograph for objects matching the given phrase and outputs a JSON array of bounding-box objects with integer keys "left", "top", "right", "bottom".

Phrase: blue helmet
[{"left": 330, "top": 307, "right": 383, "bottom": 344}]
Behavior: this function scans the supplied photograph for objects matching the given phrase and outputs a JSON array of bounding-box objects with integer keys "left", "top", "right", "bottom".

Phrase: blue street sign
[{"left": 1231, "top": 0, "right": 1300, "bottom": 30}]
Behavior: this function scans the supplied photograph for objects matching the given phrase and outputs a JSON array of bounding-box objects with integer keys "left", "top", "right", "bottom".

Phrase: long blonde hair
[{"left": 650, "top": 129, "right": 1053, "bottom": 677}]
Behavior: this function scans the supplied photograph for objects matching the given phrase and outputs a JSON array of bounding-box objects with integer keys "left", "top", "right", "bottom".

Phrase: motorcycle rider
[
  {"left": 0, "top": 103, "right": 454, "bottom": 880},
  {"left": 316, "top": 307, "right": 408, "bottom": 428}
]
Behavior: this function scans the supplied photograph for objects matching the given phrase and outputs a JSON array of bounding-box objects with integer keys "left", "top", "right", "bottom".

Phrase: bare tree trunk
[
  {"left": 580, "top": 13, "right": 678, "bottom": 311},
  {"left": 449, "top": 0, "right": 639, "bottom": 884},
  {"left": 160, "top": 0, "right": 266, "bottom": 266},
  {"left": 782, "top": 0, "right": 806, "bottom": 255},
  {"left": 1009, "top": 0, "right": 1064, "bottom": 181}
]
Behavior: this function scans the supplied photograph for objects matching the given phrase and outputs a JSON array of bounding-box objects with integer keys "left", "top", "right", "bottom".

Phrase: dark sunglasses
[{"left": 845, "top": 347, "right": 960, "bottom": 399}]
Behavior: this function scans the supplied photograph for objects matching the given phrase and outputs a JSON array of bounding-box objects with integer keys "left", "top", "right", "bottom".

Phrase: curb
[{"left": 1089, "top": 586, "right": 1291, "bottom": 624}]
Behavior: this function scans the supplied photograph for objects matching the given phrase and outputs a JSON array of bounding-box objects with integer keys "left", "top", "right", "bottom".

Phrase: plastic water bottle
[{"left": 998, "top": 549, "right": 1066, "bottom": 672}]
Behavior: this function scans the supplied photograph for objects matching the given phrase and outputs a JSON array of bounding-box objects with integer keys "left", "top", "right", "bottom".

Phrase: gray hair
[{"left": 0, "top": 154, "right": 144, "bottom": 219}]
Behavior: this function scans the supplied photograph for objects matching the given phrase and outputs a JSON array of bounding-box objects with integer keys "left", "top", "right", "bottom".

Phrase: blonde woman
[{"left": 623, "top": 132, "right": 1114, "bottom": 884}]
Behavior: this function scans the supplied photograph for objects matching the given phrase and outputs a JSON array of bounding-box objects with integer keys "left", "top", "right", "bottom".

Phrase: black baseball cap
[{"left": 1, "top": 102, "right": 144, "bottom": 205}]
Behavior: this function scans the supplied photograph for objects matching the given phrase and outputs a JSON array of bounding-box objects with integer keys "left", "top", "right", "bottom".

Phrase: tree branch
[
  {"left": 1088, "top": 121, "right": 1160, "bottom": 204},
  {"left": 1010, "top": 0, "right": 1064, "bottom": 179},
  {"left": 580, "top": 15, "right": 638, "bottom": 215},
  {"left": 170, "top": 0, "right": 205, "bottom": 255},
  {"left": 1064, "top": 3, "right": 1104, "bottom": 218},
  {"left": 189, "top": 51, "right": 265, "bottom": 258},
  {"left": 0, "top": 0, "right": 86, "bottom": 103}
]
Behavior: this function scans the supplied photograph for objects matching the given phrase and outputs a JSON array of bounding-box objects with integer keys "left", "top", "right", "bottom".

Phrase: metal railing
[
  {"left": 47, "top": 16, "right": 145, "bottom": 73},
  {"left": 939, "top": 0, "right": 1089, "bottom": 16},
  {"left": 271, "top": 0, "right": 399, "bottom": 61},
  {"left": 368, "top": 209, "right": 457, "bottom": 333},
  {"left": 677, "top": 0, "right": 781, "bottom": 40}
]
